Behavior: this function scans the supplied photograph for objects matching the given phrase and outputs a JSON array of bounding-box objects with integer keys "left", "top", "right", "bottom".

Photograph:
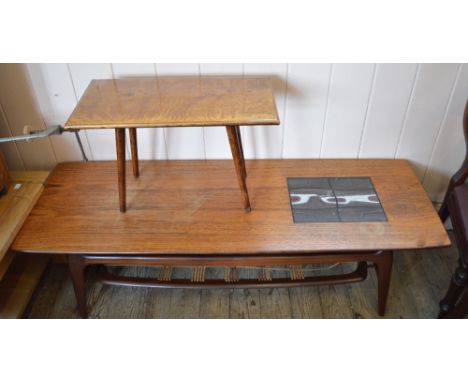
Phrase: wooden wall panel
[
  {"left": 359, "top": 64, "right": 418, "bottom": 158},
  {"left": 320, "top": 64, "right": 375, "bottom": 158},
  {"left": 0, "top": 64, "right": 56, "bottom": 170},
  {"left": 395, "top": 63, "right": 461, "bottom": 179},
  {"left": 423, "top": 64, "right": 468, "bottom": 201},
  {"left": 200, "top": 63, "right": 243, "bottom": 159},
  {"left": 156, "top": 64, "right": 205, "bottom": 159},
  {"left": 2, "top": 63, "right": 466, "bottom": 203},
  {"left": 0, "top": 104, "right": 24, "bottom": 170},
  {"left": 26, "top": 63, "right": 92, "bottom": 162},
  {"left": 282, "top": 64, "right": 331, "bottom": 158},
  {"left": 111, "top": 64, "right": 167, "bottom": 160},
  {"left": 68, "top": 64, "right": 114, "bottom": 160},
  {"left": 243, "top": 64, "right": 288, "bottom": 159}
]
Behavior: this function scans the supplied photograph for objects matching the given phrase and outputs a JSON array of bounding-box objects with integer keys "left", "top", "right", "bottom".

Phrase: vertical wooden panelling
[
  {"left": 0, "top": 64, "right": 56, "bottom": 170},
  {"left": 320, "top": 64, "right": 375, "bottom": 158},
  {"left": 26, "top": 63, "right": 92, "bottom": 162},
  {"left": 156, "top": 64, "right": 204, "bottom": 159},
  {"left": 423, "top": 64, "right": 468, "bottom": 201},
  {"left": 4, "top": 63, "right": 466, "bottom": 203},
  {"left": 111, "top": 64, "right": 156, "bottom": 77},
  {"left": 243, "top": 64, "right": 288, "bottom": 159},
  {"left": 200, "top": 64, "right": 243, "bottom": 159},
  {"left": 68, "top": 64, "right": 115, "bottom": 160},
  {"left": 395, "top": 63, "right": 461, "bottom": 179},
  {"left": 359, "top": 64, "right": 418, "bottom": 158},
  {"left": 282, "top": 64, "right": 331, "bottom": 158},
  {"left": 111, "top": 64, "right": 167, "bottom": 160},
  {"left": 0, "top": 103, "right": 24, "bottom": 170}
]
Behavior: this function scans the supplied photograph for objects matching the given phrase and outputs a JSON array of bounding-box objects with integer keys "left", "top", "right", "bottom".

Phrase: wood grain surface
[
  {"left": 11, "top": 160, "right": 449, "bottom": 255},
  {"left": 0, "top": 171, "right": 49, "bottom": 262},
  {"left": 64, "top": 76, "right": 280, "bottom": 129}
]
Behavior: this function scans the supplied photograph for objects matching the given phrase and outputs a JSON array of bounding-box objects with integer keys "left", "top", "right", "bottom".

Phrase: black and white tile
[{"left": 287, "top": 177, "right": 387, "bottom": 223}]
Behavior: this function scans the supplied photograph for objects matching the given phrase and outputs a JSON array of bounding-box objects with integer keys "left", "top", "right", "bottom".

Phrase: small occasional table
[
  {"left": 64, "top": 76, "right": 280, "bottom": 212},
  {"left": 12, "top": 159, "right": 450, "bottom": 318}
]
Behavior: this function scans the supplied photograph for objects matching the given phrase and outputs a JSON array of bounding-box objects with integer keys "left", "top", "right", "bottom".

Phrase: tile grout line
[{"left": 421, "top": 63, "right": 463, "bottom": 184}]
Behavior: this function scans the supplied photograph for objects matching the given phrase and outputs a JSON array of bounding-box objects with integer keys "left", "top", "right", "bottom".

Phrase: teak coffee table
[
  {"left": 11, "top": 159, "right": 450, "bottom": 318},
  {"left": 64, "top": 76, "right": 280, "bottom": 212}
]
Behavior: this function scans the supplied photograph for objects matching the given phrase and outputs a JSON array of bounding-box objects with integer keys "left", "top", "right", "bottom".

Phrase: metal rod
[
  {"left": 74, "top": 131, "right": 88, "bottom": 161},
  {"left": 0, "top": 125, "right": 62, "bottom": 143}
]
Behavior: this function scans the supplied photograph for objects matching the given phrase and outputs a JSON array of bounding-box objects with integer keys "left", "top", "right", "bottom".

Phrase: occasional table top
[
  {"left": 12, "top": 160, "right": 450, "bottom": 255},
  {"left": 64, "top": 76, "right": 280, "bottom": 129}
]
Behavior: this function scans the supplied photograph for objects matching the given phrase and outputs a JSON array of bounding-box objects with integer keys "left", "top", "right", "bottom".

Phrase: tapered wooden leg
[
  {"left": 226, "top": 126, "right": 251, "bottom": 212},
  {"left": 234, "top": 125, "right": 246, "bottom": 179},
  {"left": 374, "top": 251, "right": 393, "bottom": 316},
  {"left": 115, "top": 128, "right": 126, "bottom": 212},
  {"left": 68, "top": 255, "right": 88, "bottom": 319},
  {"left": 129, "top": 128, "right": 139, "bottom": 178}
]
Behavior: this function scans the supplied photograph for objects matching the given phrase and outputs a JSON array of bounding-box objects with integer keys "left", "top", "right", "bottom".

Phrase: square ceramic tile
[{"left": 287, "top": 177, "right": 387, "bottom": 223}]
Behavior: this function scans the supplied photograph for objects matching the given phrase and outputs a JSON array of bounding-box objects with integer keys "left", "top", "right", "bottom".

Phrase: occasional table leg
[
  {"left": 68, "top": 255, "right": 88, "bottom": 319},
  {"left": 234, "top": 125, "right": 246, "bottom": 179},
  {"left": 115, "top": 128, "right": 126, "bottom": 212},
  {"left": 374, "top": 250, "right": 393, "bottom": 316},
  {"left": 226, "top": 126, "right": 251, "bottom": 212},
  {"left": 129, "top": 128, "right": 139, "bottom": 178}
]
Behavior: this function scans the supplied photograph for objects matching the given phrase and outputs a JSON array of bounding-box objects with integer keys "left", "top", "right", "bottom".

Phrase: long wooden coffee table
[{"left": 11, "top": 160, "right": 450, "bottom": 318}]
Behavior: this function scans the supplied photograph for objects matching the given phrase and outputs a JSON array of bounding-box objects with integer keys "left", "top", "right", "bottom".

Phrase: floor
[{"left": 27, "top": 233, "right": 460, "bottom": 319}]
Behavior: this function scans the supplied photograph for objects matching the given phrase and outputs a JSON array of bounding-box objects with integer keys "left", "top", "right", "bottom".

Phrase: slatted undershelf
[{"left": 98, "top": 262, "right": 369, "bottom": 289}]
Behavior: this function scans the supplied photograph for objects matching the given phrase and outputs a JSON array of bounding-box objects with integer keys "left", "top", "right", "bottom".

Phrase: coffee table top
[
  {"left": 64, "top": 76, "right": 280, "bottom": 129},
  {"left": 12, "top": 160, "right": 450, "bottom": 255}
]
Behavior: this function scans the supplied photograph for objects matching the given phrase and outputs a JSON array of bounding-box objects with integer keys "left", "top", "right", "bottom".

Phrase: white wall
[{"left": 5, "top": 63, "right": 468, "bottom": 202}]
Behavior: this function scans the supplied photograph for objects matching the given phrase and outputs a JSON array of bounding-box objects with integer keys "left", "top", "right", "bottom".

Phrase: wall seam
[
  {"left": 0, "top": 101, "right": 26, "bottom": 170},
  {"left": 66, "top": 63, "right": 94, "bottom": 160},
  {"left": 357, "top": 64, "right": 378, "bottom": 158},
  {"left": 280, "top": 63, "right": 290, "bottom": 159},
  {"left": 421, "top": 63, "right": 463, "bottom": 184},
  {"left": 394, "top": 63, "right": 420, "bottom": 158},
  {"left": 319, "top": 64, "right": 334, "bottom": 158}
]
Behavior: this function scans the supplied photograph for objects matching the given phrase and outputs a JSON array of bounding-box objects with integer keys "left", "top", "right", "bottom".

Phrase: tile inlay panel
[{"left": 287, "top": 177, "right": 387, "bottom": 223}]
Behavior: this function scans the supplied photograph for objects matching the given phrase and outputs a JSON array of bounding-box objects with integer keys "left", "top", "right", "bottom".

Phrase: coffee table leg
[
  {"left": 234, "top": 125, "right": 246, "bottom": 179},
  {"left": 68, "top": 255, "right": 88, "bottom": 319},
  {"left": 115, "top": 128, "right": 126, "bottom": 212},
  {"left": 129, "top": 128, "right": 139, "bottom": 178},
  {"left": 374, "top": 250, "right": 393, "bottom": 316},
  {"left": 226, "top": 125, "right": 251, "bottom": 212}
]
